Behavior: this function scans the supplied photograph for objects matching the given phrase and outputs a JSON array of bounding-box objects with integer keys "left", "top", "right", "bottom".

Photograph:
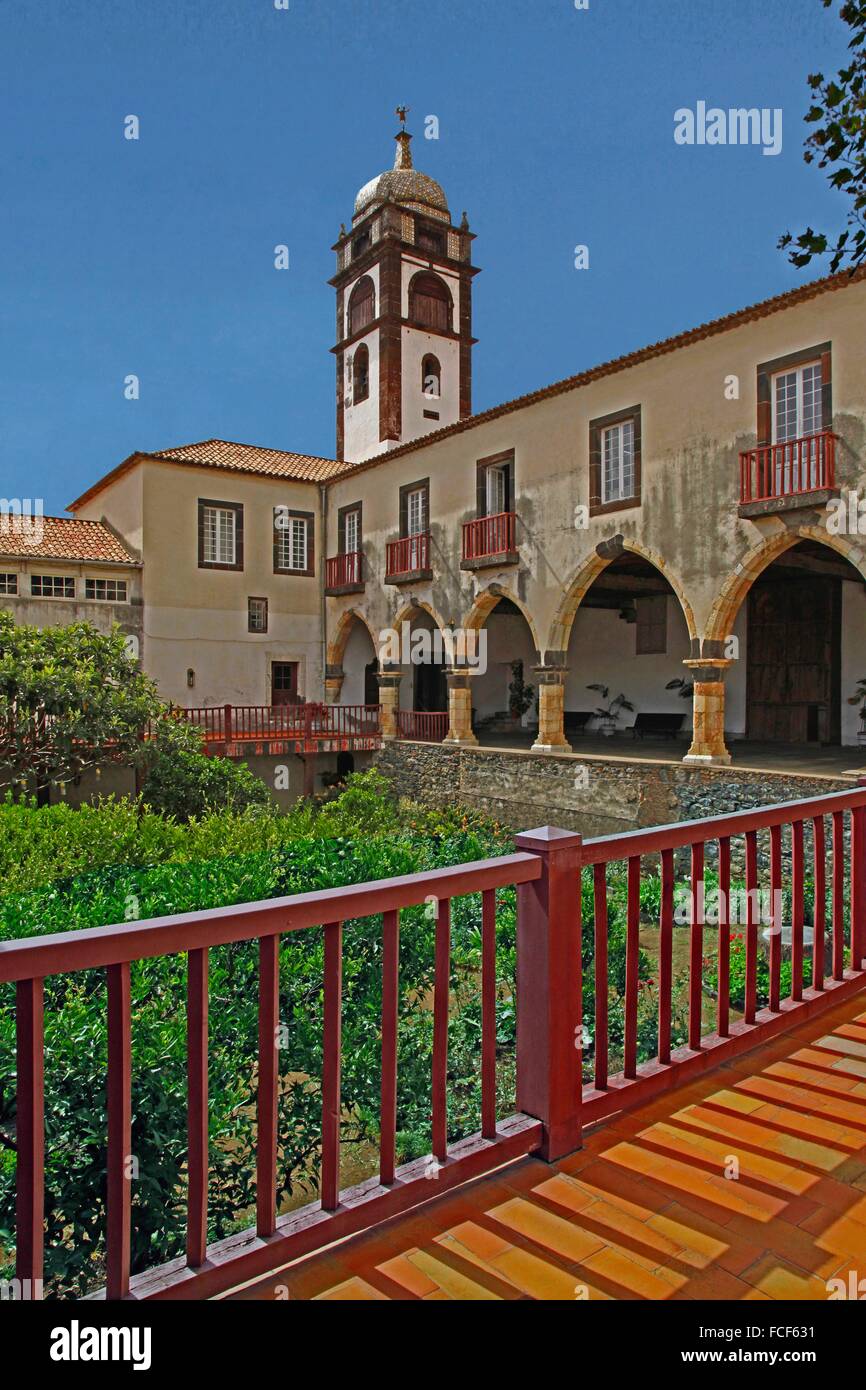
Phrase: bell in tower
[{"left": 330, "top": 111, "right": 479, "bottom": 464}]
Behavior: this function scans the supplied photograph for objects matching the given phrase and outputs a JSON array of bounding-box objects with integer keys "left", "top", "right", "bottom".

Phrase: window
[
  {"left": 772, "top": 361, "right": 823, "bottom": 443},
  {"left": 352, "top": 229, "right": 370, "bottom": 260},
  {"left": 31, "top": 575, "right": 75, "bottom": 598},
  {"left": 486, "top": 467, "right": 507, "bottom": 516},
  {"left": 274, "top": 507, "right": 314, "bottom": 576},
  {"left": 756, "top": 343, "right": 831, "bottom": 448},
  {"left": 398, "top": 478, "right": 430, "bottom": 572},
  {"left": 407, "top": 487, "right": 426, "bottom": 536},
  {"left": 589, "top": 406, "right": 642, "bottom": 516},
  {"left": 348, "top": 276, "right": 375, "bottom": 335},
  {"left": 85, "top": 577, "right": 128, "bottom": 602},
  {"left": 417, "top": 223, "right": 445, "bottom": 257},
  {"left": 198, "top": 500, "right": 243, "bottom": 570},
  {"left": 421, "top": 354, "right": 441, "bottom": 398},
  {"left": 408, "top": 273, "right": 452, "bottom": 331},
  {"left": 341, "top": 506, "right": 360, "bottom": 555},
  {"left": 352, "top": 345, "right": 370, "bottom": 403},
  {"left": 635, "top": 595, "right": 667, "bottom": 655},
  {"left": 476, "top": 451, "right": 514, "bottom": 518},
  {"left": 248, "top": 597, "right": 268, "bottom": 633},
  {"left": 0, "top": 573, "right": 18, "bottom": 595},
  {"left": 602, "top": 421, "right": 634, "bottom": 504}
]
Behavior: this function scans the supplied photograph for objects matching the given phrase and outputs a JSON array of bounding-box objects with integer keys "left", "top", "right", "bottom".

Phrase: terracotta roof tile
[
  {"left": 69, "top": 438, "right": 344, "bottom": 511},
  {"left": 148, "top": 438, "right": 345, "bottom": 482},
  {"left": 0, "top": 516, "right": 137, "bottom": 564}
]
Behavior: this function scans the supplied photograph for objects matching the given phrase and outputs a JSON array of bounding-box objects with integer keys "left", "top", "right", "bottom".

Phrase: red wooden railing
[
  {"left": 396, "top": 709, "right": 449, "bottom": 743},
  {"left": 6, "top": 785, "right": 866, "bottom": 1299},
  {"left": 577, "top": 783, "right": 866, "bottom": 1125},
  {"left": 325, "top": 551, "right": 363, "bottom": 590},
  {"left": 4, "top": 848, "right": 546, "bottom": 1300},
  {"left": 739, "top": 429, "right": 837, "bottom": 503},
  {"left": 385, "top": 532, "right": 430, "bottom": 578},
  {"left": 462, "top": 512, "right": 516, "bottom": 561},
  {"left": 171, "top": 703, "right": 381, "bottom": 751}
]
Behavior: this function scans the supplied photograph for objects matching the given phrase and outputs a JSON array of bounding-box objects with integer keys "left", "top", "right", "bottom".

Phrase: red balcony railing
[
  {"left": 167, "top": 703, "right": 381, "bottom": 751},
  {"left": 385, "top": 532, "right": 430, "bottom": 578},
  {"left": 325, "top": 551, "right": 363, "bottom": 591},
  {"left": 739, "top": 429, "right": 837, "bottom": 504},
  {"left": 396, "top": 709, "right": 449, "bottom": 742},
  {"left": 5, "top": 784, "right": 866, "bottom": 1299},
  {"left": 462, "top": 511, "right": 516, "bottom": 562}
]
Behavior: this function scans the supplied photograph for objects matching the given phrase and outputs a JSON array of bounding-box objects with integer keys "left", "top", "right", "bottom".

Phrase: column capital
[{"left": 683, "top": 657, "right": 734, "bottom": 682}]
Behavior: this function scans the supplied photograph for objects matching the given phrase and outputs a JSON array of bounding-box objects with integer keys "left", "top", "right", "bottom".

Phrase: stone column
[
  {"left": 443, "top": 669, "right": 478, "bottom": 747},
  {"left": 682, "top": 658, "right": 733, "bottom": 766},
  {"left": 531, "top": 666, "right": 571, "bottom": 753},
  {"left": 377, "top": 671, "right": 402, "bottom": 741},
  {"left": 324, "top": 665, "right": 344, "bottom": 706}
]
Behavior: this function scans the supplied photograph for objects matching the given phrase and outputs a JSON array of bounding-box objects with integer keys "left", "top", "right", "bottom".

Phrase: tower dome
[{"left": 354, "top": 129, "right": 449, "bottom": 219}]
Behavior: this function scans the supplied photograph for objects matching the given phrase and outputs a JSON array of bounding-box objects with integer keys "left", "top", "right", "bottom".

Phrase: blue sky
[{"left": 0, "top": 0, "right": 853, "bottom": 514}]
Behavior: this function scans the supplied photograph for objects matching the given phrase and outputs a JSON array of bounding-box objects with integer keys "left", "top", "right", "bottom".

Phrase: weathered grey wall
[{"left": 375, "top": 740, "right": 858, "bottom": 838}]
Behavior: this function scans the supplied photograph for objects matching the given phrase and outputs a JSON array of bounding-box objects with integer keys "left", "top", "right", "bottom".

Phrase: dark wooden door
[
  {"left": 414, "top": 660, "right": 447, "bottom": 713},
  {"left": 271, "top": 661, "right": 299, "bottom": 706},
  {"left": 746, "top": 576, "right": 841, "bottom": 743}
]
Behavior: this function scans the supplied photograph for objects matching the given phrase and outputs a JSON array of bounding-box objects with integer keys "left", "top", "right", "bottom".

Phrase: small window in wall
[
  {"left": 635, "top": 595, "right": 667, "bottom": 655},
  {"left": 85, "top": 577, "right": 128, "bottom": 601},
  {"left": 274, "top": 508, "right": 315, "bottom": 576},
  {"left": 352, "top": 229, "right": 371, "bottom": 260},
  {"left": 0, "top": 573, "right": 18, "bottom": 594},
  {"left": 31, "top": 575, "right": 75, "bottom": 598},
  {"left": 248, "top": 597, "right": 268, "bottom": 633},
  {"left": 421, "top": 354, "right": 441, "bottom": 399},
  {"left": 199, "top": 500, "right": 243, "bottom": 570},
  {"left": 352, "top": 345, "right": 370, "bottom": 404},
  {"left": 589, "top": 406, "right": 642, "bottom": 517},
  {"left": 476, "top": 451, "right": 514, "bottom": 517},
  {"left": 348, "top": 276, "right": 376, "bottom": 335}
]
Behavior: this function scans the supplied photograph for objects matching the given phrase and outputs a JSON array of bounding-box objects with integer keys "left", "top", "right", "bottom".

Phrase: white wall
[
  {"left": 341, "top": 619, "right": 377, "bottom": 705},
  {"left": 564, "top": 596, "right": 692, "bottom": 730},
  {"left": 472, "top": 613, "right": 538, "bottom": 720}
]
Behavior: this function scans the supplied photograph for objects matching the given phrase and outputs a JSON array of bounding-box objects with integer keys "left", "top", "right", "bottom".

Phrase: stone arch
[
  {"left": 546, "top": 538, "right": 698, "bottom": 655},
  {"left": 705, "top": 525, "right": 866, "bottom": 645},
  {"left": 462, "top": 584, "right": 541, "bottom": 656},
  {"left": 327, "top": 607, "right": 380, "bottom": 670},
  {"left": 391, "top": 597, "right": 451, "bottom": 640}
]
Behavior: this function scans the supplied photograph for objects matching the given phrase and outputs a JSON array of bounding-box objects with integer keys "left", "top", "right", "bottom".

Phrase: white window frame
[
  {"left": 202, "top": 505, "right": 237, "bottom": 566},
  {"left": 601, "top": 419, "right": 635, "bottom": 505},
  {"left": 0, "top": 572, "right": 18, "bottom": 595},
  {"left": 771, "top": 361, "right": 823, "bottom": 444},
  {"left": 485, "top": 465, "right": 507, "bottom": 517},
  {"left": 343, "top": 508, "right": 359, "bottom": 555},
  {"left": 277, "top": 515, "right": 309, "bottom": 572},
  {"left": 407, "top": 487, "right": 427, "bottom": 537}
]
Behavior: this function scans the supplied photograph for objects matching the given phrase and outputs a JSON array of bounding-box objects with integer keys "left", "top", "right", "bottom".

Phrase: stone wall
[{"left": 375, "top": 740, "right": 862, "bottom": 839}]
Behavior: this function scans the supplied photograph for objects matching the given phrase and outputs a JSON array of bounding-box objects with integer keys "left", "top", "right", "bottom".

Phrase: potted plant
[
  {"left": 586, "top": 684, "right": 634, "bottom": 736},
  {"left": 847, "top": 678, "right": 866, "bottom": 744},
  {"left": 665, "top": 677, "right": 694, "bottom": 700},
  {"left": 508, "top": 660, "right": 536, "bottom": 725}
]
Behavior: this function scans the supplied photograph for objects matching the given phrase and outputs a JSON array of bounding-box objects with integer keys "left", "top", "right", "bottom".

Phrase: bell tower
[{"left": 331, "top": 113, "right": 479, "bottom": 464}]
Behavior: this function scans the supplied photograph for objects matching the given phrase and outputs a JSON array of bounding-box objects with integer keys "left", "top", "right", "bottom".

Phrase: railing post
[
  {"left": 514, "top": 826, "right": 583, "bottom": 1161},
  {"left": 223, "top": 703, "right": 233, "bottom": 753},
  {"left": 853, "top": 780, "right": 866, "bottom": 971}
]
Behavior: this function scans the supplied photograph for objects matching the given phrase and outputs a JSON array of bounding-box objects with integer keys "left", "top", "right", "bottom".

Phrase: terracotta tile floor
[{"left": 227, "top": 993, "right": 866, "bottom": 1301}]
